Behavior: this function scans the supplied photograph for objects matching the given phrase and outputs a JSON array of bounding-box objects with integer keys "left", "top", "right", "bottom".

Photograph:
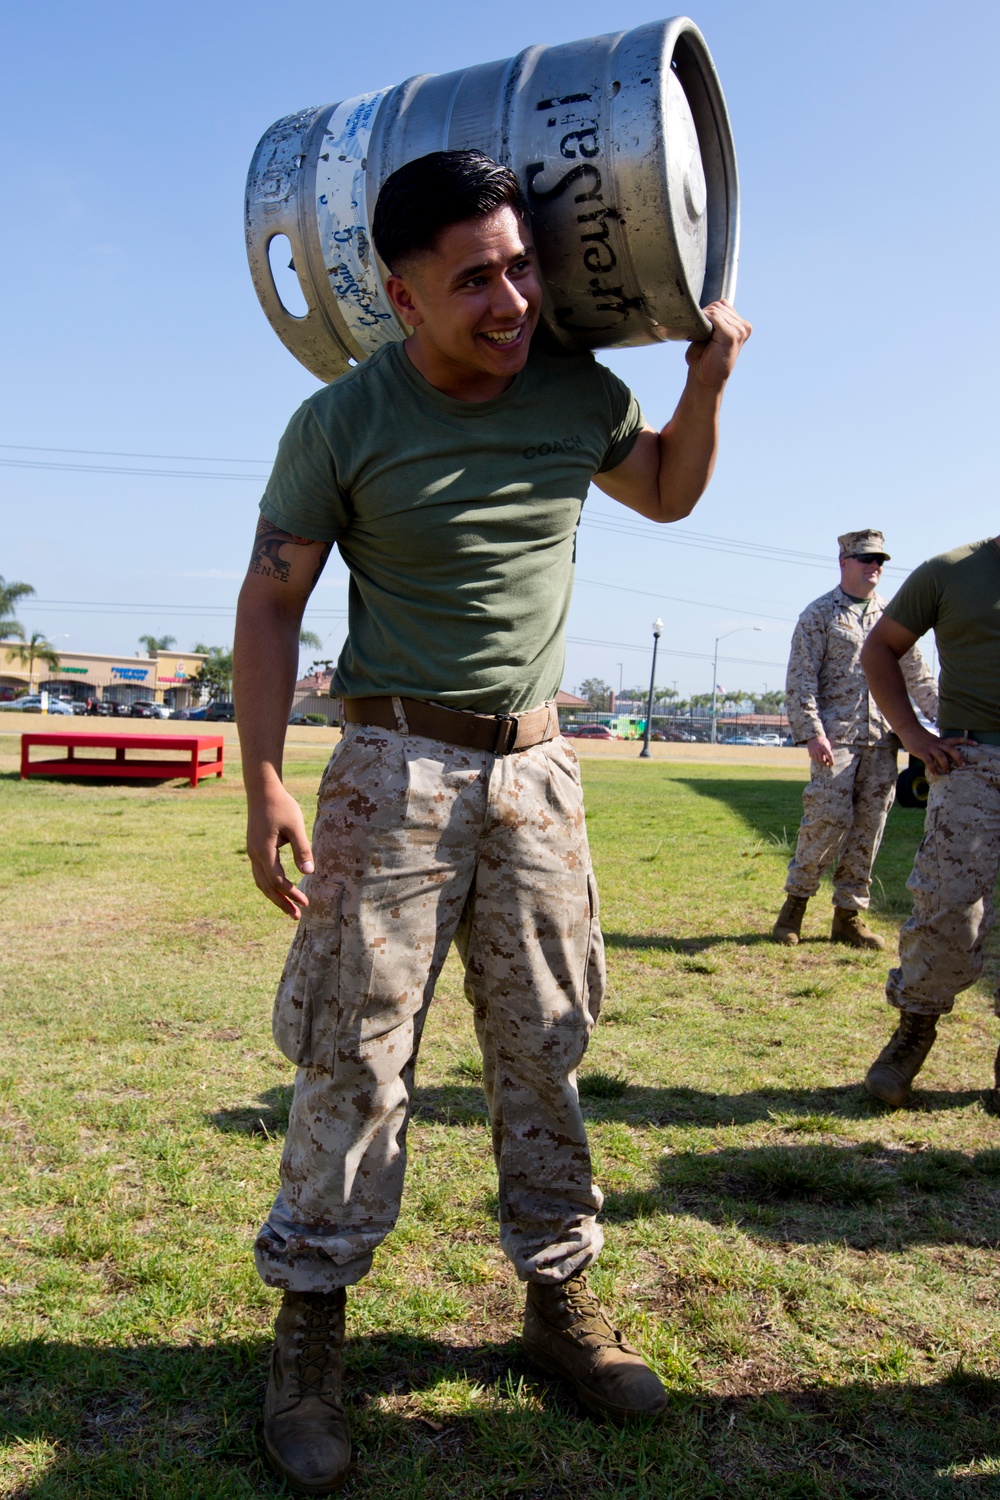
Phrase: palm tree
[
  {"left": 191, "top": 643, "right": 234, "bottom": 701},
  {"left": 139, "top": 634, "right": 176, "bottom": 653},
  {"left": 299, "top": 630, "right": 323, "bottom": 651},
  {"left": 0, "top": 577, "right": 34, "bottom": 642},
  {"left": 9, "top": 631, "right": 61, "bottom": 692}
]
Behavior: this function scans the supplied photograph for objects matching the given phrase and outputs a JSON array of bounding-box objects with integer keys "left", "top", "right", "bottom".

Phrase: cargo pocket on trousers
[
  {"left": 583, "top": 873, "right": 606, "bottom": 1029},
  {"left": 272, "top": 888, "right": 344, "bottom": 1069}
]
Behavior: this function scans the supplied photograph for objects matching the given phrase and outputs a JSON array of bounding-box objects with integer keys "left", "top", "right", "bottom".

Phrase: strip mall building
[{"left": 0, "top": 644, "right": 207, "bottom": 710}]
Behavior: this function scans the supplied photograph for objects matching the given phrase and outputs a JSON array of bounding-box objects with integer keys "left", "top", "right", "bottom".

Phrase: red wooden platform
[{"left": 20, "top": 730, "right": 224, "bottom": 787}]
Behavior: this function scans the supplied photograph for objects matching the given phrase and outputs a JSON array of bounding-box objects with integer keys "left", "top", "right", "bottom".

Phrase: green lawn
[{"left": 1, "top": 748, "right": 998, "bottom": 1498}]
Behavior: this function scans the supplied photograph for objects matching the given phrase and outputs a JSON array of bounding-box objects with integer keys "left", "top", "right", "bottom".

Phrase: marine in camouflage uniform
[
  {"left": 858, "top": 537, "right": 1000, "bottom": 1108},
  {"left": 774, "top": 529, "right": 938, "bottom": 949},
  {"left": 232, "top": 150, "right": 751, "bottom": 1492}
]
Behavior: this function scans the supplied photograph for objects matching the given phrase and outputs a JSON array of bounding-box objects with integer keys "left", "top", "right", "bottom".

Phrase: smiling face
[
  {"left": 384, "top": 206, "right": 543, "bottom": 402},
  {"left": 840, "top": 552, "right": 885, "bottom": 598}
]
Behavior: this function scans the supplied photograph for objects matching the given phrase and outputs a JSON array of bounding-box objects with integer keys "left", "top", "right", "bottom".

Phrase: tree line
[{"left": 576, "top": 676, "right": 786, "bottom": 715}]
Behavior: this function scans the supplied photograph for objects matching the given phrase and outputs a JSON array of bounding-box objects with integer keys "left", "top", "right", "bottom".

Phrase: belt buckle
[{"left": 493, "top": 712, "right": 518, "bottom": 755}]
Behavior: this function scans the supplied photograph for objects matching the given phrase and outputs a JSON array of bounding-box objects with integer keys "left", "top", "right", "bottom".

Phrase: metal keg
[{"left": 245, "top": 17, "right": 739, "bottom": 383}]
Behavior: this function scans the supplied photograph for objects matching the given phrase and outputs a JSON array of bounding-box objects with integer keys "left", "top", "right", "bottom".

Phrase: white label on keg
[{"left": 314, "top": 91, "right": 401, "bottom": 354}]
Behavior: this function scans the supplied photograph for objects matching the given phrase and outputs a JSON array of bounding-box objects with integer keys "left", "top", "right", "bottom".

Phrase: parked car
[
  {"left": 174, "top": 706, "right": 208, "bottom": 720},
  {"left": 129, "top": 700, "right": 171, "bottom": 719},
  {"left": 563, "top": 724, "right": 616, "bottom": 740},
  {"left": 204, "top": 701, "right": 236, "bottom": 722},
  {"left": 0, "top": 694, "right": 74, "bottom": 714}
]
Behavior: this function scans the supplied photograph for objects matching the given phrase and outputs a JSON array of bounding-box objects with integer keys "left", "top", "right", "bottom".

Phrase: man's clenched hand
[
  {"left": 686, "top": 299, "right": 752, "bottom": 391},
  {"left": 246, "top": 782, "right": 315, "bottom": 919}
]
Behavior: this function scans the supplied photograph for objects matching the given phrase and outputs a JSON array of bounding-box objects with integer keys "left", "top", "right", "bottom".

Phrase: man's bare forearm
[
  {"left": 860, "top": 634, "right": 924, "bottom": 744},
  {"left": 862, "top": 616, "right": 964, "bottom": 775},
  {"left": 233, "top": 589, "right": 303, "bottom": 793},
  {"left": 655, "top": 375, "right": 723, "bottom": 521}
]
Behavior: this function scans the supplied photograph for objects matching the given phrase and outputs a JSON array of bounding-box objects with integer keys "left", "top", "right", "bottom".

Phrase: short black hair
[{"left": 372, "top": 150, "right": 527, "bottom": 273}]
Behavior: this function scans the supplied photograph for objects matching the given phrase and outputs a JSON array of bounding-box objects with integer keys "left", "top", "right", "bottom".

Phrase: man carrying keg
[
  {"left": 860, "top": 536, "right": 1000, "bottom": 1108},
  {"left": 234, "top": 149, "right": 750, "bottom": 1494},
  {"left": 773, "top": 530, "right": 938, "bottom": 949}
]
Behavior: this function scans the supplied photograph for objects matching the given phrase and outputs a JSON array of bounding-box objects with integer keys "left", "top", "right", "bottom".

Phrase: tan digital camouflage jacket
[{"left": 786, "top": 587, "right": 938, "bottom": 747}]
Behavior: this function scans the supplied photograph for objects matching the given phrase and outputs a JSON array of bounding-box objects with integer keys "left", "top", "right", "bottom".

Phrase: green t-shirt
[
  {"left": 885, "top": 537, "right": 1000, "bottom": 729},
  {"left": 260, "top": 340, "right": 644, "bottom": 713}
]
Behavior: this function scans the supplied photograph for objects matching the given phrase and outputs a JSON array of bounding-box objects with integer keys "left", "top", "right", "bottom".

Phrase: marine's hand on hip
[{"left": 903, "top": 727, "right": 970, "bottom": 777}]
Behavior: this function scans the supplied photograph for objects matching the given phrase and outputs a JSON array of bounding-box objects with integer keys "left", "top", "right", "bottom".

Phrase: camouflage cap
[{"left": 838, "top": 529, "right": 890, "bottom": 561}]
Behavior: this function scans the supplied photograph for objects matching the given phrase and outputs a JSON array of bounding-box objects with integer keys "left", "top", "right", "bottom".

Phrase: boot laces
[
  {"left": 559, "top": 1279, "right": 631, "bottom": 1352},
  {"left": 291, "top": 1302, "right": 342, "bottom": 1406},
  {"left": 885, "top": 1011, "right": 935, "bottom": 1060}
]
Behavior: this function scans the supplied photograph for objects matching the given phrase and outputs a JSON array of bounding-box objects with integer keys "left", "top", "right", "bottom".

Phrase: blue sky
[{"left": 3, "top": 0, "right": 997, "bottom": 699}]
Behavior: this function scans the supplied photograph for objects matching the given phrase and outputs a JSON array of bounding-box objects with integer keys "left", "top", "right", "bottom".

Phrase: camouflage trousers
[
  {"left": 785, "top": 746, "right": 898, "bottom": 910},
  {"left": 887, "top": 743, "right": 1000, "bottom": 1017},
  {"left": 254, "top": 722, "right": 606, "bottom": 1293}
]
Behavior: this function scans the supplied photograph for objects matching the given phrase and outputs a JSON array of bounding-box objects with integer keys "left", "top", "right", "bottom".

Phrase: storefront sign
[
  {"left": 111, "top": 666, "right": 149, "bottom": 682},
  {"left": 60, "top": 666, "right": 88, "bottom": 674}
]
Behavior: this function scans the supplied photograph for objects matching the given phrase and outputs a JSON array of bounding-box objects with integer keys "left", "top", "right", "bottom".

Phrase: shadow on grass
[
  {"left": 209, "top": 1081, "right": 985, "bottom": 1143},
  {"left": 671, "top": 775, "right": 931, "bottom": 921},
  {"left": 604, "top": 930, "right": 778, "bottom": 952},
  {"left": 15, "top": 773, "right": 196, "bottom": 789},
  {"left": 600, "top": 1138, "right": 1000, "bottom": 1250},
  {"left": 2, "top": 1335, "right": 999, "bottom": 1498},
  {"left": 671, "top": 774, "right": 930, "bottom": 848}
]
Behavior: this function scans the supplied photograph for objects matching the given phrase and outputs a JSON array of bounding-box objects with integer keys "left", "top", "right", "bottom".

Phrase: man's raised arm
[
  {"left": 860, "top": 616, "right": 965, "bottom": 776},
  {"left": 233, "top": 516, "right": 332, "bottom": 918},
  {"left": 593, "top": 299, "right": 751, "bottom": 523}
]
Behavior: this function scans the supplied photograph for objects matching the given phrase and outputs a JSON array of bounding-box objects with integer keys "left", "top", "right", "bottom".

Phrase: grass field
[{"left": 1, "top": 742, "right": 998, "bottom": 1498}]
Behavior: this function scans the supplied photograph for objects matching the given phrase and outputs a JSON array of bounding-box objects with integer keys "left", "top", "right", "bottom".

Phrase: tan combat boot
[
  {"left": 773, "top": 894, "right": 809, "bottom": 945},
  {"left": 523, "top": 1272, "right": 668, "bottom": 1420},
  {"left": 263, "top": 1288, "right": 350, "bottom": 1494},
  {"left": 864, "top": 1012, "right": 938, "bottom": 1107},
  {"left": 831, "top": 907, "right": 885, "bottom": 950}
]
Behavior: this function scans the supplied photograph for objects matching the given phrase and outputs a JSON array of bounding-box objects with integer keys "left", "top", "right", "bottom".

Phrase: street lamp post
[
  {"left": 638, "top": 618, "right": 664, "bottom": 759},
  {"left": 711, "top": 626, "right": 763, "bottom": 744}
]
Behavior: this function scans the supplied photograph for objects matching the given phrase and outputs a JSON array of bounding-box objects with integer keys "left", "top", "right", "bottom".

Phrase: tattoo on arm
[
  {"left": 249, "top": 517, "right": 325, "bottom": 586},
  {"left": 310, "top": 545, "right": 332, "bottom": 592}
]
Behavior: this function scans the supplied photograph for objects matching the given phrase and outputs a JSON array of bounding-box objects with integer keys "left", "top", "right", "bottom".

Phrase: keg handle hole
[
  {"left": 267, "top": 232, "right": 309, "bottom": 321},
  {"left": 610, "top": 79, "right": 621, "bottom": 96}
]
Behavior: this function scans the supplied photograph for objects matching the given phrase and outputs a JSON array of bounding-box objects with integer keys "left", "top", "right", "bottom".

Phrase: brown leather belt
[{"left": 342, "top": 696, "right": 558, "bottom": 756}]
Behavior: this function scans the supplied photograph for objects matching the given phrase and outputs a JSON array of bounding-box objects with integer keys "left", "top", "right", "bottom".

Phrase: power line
[
  {"left": 575, "top": 575, "right": 794, "bottom": 624},
  {"left": 0, "top": 442, "right": 271, "bottom": 463},
  {"left": 22, "top": 597, "right": 346, "bottom": 619},
  {"left": 0, "top": 458, "right": 268, "bottom": 481},
  {"left": 581, "top": 509, "right": 909, "bottom": 577},
  {"left": 566, "top": 633, "right": 787, "bottom": 668}
]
